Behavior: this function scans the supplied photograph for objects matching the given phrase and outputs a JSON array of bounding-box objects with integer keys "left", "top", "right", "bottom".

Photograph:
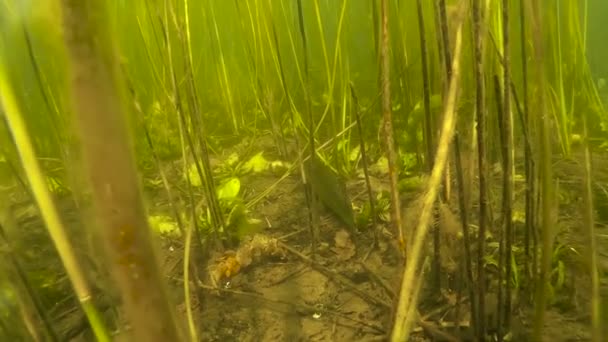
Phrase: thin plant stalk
[
  {"left": 163, "top": 0, "right": 224, "bottom": 248},
  {"left": 295, "top": 0, "right": 320, "bottom": 259},
  {"left": 379, "top": 0, "right": 404, "bottom": 254},
  {"left": 349, "top": 83, "right": 377, "bottom": 243},
  {"left": 433, "top": 0, "right": 455, "bottom": 291},
  {"left": 22, "top": 25, "right": 65, "bottom": 152},
  {"left": 494, "top": 74, "right": 506, "bottom": 339},
  {"left": 501, "top": 0, "right": 514, "bottom": 334},
  {"left": 582, "top": 112, "right": 601, "bottom": 342},
  {"left": 391, "top": 7, "right": 465, "bottom": 339},
  {"left": 178, "top": 1, "right": 226, "bottom": 241},
  {"left": 176, "top": 85, "right": 206, "bottom": 335},
  {"left": 472, "top": 0, "right": 488, "bottom": 337},
  {"left": 261, "top": 16, "right": 288, "bottom": 157},
  {"left": 143, "top": 120, "right": 202, "bottom": 338},
  {"left": 415, "top": 0, "right": 434, "bottom": 170},
  {"left": 529, "top": 0, "right": 553, "bottom": 338},
  {"left": 183, "top": 214, "right": 198, "bottom": 342},
  {"left": 401, "top": 258, "right": 430, "bottom": 339},
  {"left": 435, "top": 0, "right": 456, "bottom": 175},
  {"left": 132, "top": 82, "right": 201, "bottom": 340},
  {"left": 207, "top": 1, "right": 238, "bottom": 133},
  {"left": 518, "top": 0, "right": 535, "bottom": 289},
  {"left": 453, "top": 133, "right": 477, "bottom": 336},
  {"left": 0, "top": 56, "right": 110, "bottom": 342},
  {"left": 553, "top": 2, "right": 570, "bottom": 156}
]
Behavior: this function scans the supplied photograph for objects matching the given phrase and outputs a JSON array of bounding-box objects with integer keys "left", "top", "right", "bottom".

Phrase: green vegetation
[{"left": 1, "top": 0, "right": 607, "bottom": 341}]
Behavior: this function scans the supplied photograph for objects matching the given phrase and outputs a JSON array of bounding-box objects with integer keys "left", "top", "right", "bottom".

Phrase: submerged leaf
[
  {"left": 370, "top": 156, "right": 389, "bottom": 175},
  {"left": 305, "top": 157, "right": 355, "bottom": 229},
  {"left": 217, "top": 177, "right": 241, "bottom": 200},
  {"left": 243, "top": 152, "right": 269, "bottom": 173},
  {"left": 149, "top": 215, "right": 180, "bottom": 237}
]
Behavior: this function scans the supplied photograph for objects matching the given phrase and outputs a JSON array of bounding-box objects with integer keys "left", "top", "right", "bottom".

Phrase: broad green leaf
[
  {"left": 243, "top": 152, "right": 269, "bottom": 173},
  {"left": 149, "top": 215, "right": 180, "bottom": 237},
  {"left": 370, "top": 156, "right": 389, "bottom": 175},
  {"left": 217, "top": 177, "right": 241, "bottom": 200}
]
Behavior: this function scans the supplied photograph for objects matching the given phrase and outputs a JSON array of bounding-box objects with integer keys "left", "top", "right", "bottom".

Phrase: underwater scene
[{"left": 1, "top": 0, "right": 608, "bottom": 341}]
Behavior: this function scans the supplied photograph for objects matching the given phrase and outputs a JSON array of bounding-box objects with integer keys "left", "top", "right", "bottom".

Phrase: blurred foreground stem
[{"left": 58, "top": 1, "right": 183, "bottom": 341}]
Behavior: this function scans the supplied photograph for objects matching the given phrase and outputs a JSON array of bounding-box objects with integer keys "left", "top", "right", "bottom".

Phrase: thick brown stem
[
  {"left": 472, "top": 0, "right": 488, "bottom": 338},
  {"left": 379, "top": 0, "right": 404, "bottom": 252}
]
